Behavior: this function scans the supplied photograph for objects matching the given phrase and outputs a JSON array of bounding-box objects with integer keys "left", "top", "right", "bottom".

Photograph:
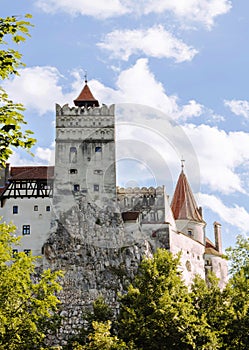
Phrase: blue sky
[{"left": 2, "top": 0, "right": 249, "bottom": 249}]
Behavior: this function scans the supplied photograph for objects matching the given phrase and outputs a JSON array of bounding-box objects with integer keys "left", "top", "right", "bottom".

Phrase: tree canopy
[
  {"left": 0, "top": 220, "right": 62, "bottom": 349},
  {"left": 0, "top": 14, "right": 36, "bottom": 166}
]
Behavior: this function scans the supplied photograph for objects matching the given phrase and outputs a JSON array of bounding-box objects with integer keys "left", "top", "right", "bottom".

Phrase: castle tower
[
  {"left": 53, "top": 79, "right": 116, "bottom": 215},
  {"left": 171, "top": 167, "right": 206, "bottom": 244}
]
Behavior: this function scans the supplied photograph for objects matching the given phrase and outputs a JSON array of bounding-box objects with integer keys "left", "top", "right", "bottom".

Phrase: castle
[{"left": 0, "top": 79, "right": 228, "bottom": 290}]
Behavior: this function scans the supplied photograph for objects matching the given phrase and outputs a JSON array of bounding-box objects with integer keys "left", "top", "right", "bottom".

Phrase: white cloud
[
  {"left": 224, "top": 99, "right": 249, "bottom": 119},
  {"left": 98, "top": 26, "right": 198, "bottom": 62},
  {"left": 9, "top": 144, "right": 55, "bottom": 166},
  {"left": 183, "top": 124, "right": 249, "bottom": 194},
  {"left": 35, "top": 0, "right": 231, "bottom": 28},
  {"left": 2, "top": 66, "right": 82, "bottom": 115},
  {"left": 3, "top": 60, "right": 203, "bottom": 119},
  {"left": 199, "top": 193, "right": 249, "bottom": 233},
  {"left": 91, "top": 58, "right": 203, "bottom": 119},
  {"left": 178, "top": 100, "right": 203, "bottom": 120},
  {"left": 35, "top": 146, "right": 55, "bottom": 164},
  {"left": 141, "top": 0, "right": 232, "bottom": 29},
  {"left": 36, "top": 0, "right": 129, "bottom": 19}
]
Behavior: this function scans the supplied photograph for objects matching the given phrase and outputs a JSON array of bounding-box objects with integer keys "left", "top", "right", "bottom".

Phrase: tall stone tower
[{"left": 53, "top": 80, "right": 116, "bottom": 216}]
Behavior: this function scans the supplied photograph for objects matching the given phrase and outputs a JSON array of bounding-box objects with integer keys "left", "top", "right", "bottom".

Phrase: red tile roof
[
  {"left": 74, "top": 83, "right": 99, "bottom": 107},
  {"left": 10, "top": 166, "right": 54, "bottom": 180},
  {"left": 205, "top": 238, "right": 221, "bottom": 256},
  {"left": 171, "top": 171, "right": 204, "bottom": 223}
]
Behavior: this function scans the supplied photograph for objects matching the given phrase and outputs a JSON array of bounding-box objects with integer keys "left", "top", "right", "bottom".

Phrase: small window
[
  {"left": 46, "top": 206, "right": 51, "bottom": 212},
  {"left": 187, "top": 230, "right": 193, "bottom": 237},
  {"left": 23, "top": 225, "right": 30, "bottom": 235},
  {"left": 69, "top": 169, "right": 78, "bottom": 174},
  {"left": 94, "top": 184, "right": 99, "bottom": 192},
  {"left": 13, "top": 205, "right": 18, "bottom": 214},
  {"left": 95, "top": 146, "right": 102, "bottom": 152},
  {"left": 81, "top": 189, "right": 88, "bottom": 193},
  {"left": 186, "top": 260, "right": 192, "bottom": 272},
  {"left": 12, "top": 249, "right": 18, "bottom": 257},
  {"left": 69, "top": 146, "right": 77, "bottom": 163},
  {"left": 24, "top": 249, "right": 31, "bottom": 256},
  {"left": 94, "top": 169, "right": 103, "bottom": 175},
  {"left": 73, "top": 184, "right": 80, "bottom": 192},
  {"left": 34, "top": 205, "right": 38, "bottom": 211}
]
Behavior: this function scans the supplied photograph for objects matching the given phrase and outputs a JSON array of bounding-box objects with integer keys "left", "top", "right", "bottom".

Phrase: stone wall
[{"left": 42, "top": 196, "right": 153, "bottom": 345}]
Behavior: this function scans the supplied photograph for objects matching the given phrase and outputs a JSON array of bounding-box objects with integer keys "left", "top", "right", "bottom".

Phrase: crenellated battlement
[
  {"left": 56, "top": 103, "right": 115, "bottom": 117},
  {"left": 117, "top": 186, "right": 165, "bottom": 196}
]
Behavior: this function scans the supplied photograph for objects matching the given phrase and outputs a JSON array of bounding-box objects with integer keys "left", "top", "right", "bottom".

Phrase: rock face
[{"left": 42, "top": 197, "right": 153, "bottom": 345}]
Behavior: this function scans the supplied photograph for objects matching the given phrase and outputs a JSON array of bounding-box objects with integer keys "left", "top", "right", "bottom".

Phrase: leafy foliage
[
  {"left": 68, "top": 296, "right": 115, "bottom": 348},
  {"left": 118, "top": 249, "right": 219, "bottom": 350},
  {"left": 0, "top": 14, "right": 35, "bottom": 166},
  {"left": 226, "top": 234, "right": 249, "bottom": 277},
  {"left": 70, "top": 242, "right": 249, "bottom": 350},
  {"left": 72, "top": 321, "right": 128, "bottom": 350},
  {"left": 0, "top": 220, "right": 63, "bottom": 349}
]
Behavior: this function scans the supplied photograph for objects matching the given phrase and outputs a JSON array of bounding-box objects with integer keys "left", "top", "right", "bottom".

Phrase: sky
[{"left": 2, "top": 0, "right": 249, "bottom": 249}]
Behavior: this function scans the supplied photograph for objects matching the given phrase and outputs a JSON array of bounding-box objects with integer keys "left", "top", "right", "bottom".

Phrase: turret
[
  {"left": 171, "top": 164, "right": 206, "bottom": 244},
  {"left": 73, "top": 78, "right": 99, "bottom": 108}
]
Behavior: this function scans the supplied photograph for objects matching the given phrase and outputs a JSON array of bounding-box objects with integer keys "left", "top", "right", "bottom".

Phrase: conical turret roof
[
  {"left": 74, "top": 80, "right": 99, "bottom": 108},
  {"left": 171, "top": 170, "right": 204, "bottom": 223}
]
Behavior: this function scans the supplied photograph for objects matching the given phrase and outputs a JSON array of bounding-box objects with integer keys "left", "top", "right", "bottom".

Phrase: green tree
[
  {"left": 190, "top": 274, "right": 229, "bottom": 349},
  {"left": 117, "top": 249, "right": 218, "bottom": 350},
  {"left": 0, "top": 14, "right": 36, "bottom": 166},
  {"left": 220, "top": 235, "right": 249, "bottom": 349},
  {"left": 72, "top": 321, "right": 128, "bottom": 350},
  {"left": 226, "top": 234, "right": 249, "bottom": 277},
  {"left": 68, "top": 296, "right": 115, "bottom": 348},
  {"left": 0, "top": 220, "right": 62, "bottom": 349},
  {"left": 222, "top": 270, "right": 249, "bottom": 350}
]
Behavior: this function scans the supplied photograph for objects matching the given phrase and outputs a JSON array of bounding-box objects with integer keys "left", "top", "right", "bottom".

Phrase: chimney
[
  {"left": 0, "top": 163, "right": 10, "bottom": 187},
  {"left": 214, "top": 221, "right": 222, "bottom": 254}
]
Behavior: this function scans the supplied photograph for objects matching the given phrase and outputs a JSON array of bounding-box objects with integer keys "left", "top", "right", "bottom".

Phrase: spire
[
  {"left": 74, "top": 74, "right": 99, "bottom": 108},
  {"left": 171, "top": 166, "right": 204, "bottom": 223}
]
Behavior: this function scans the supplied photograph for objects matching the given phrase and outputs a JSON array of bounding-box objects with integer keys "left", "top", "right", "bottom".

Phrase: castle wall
[
  {"left": 0, "top": 197, "right": 51, "bottom": 256},
  {"left": 54, "top": 104, "right": 116, "bottom": 216},
  {"left": 205, "top": 254, "right": 228, "bottom": 289}
]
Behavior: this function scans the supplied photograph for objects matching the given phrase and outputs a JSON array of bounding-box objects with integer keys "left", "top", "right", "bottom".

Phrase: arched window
[{"left": 69, "top": 146, "right": 77, "bottom": 163}]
